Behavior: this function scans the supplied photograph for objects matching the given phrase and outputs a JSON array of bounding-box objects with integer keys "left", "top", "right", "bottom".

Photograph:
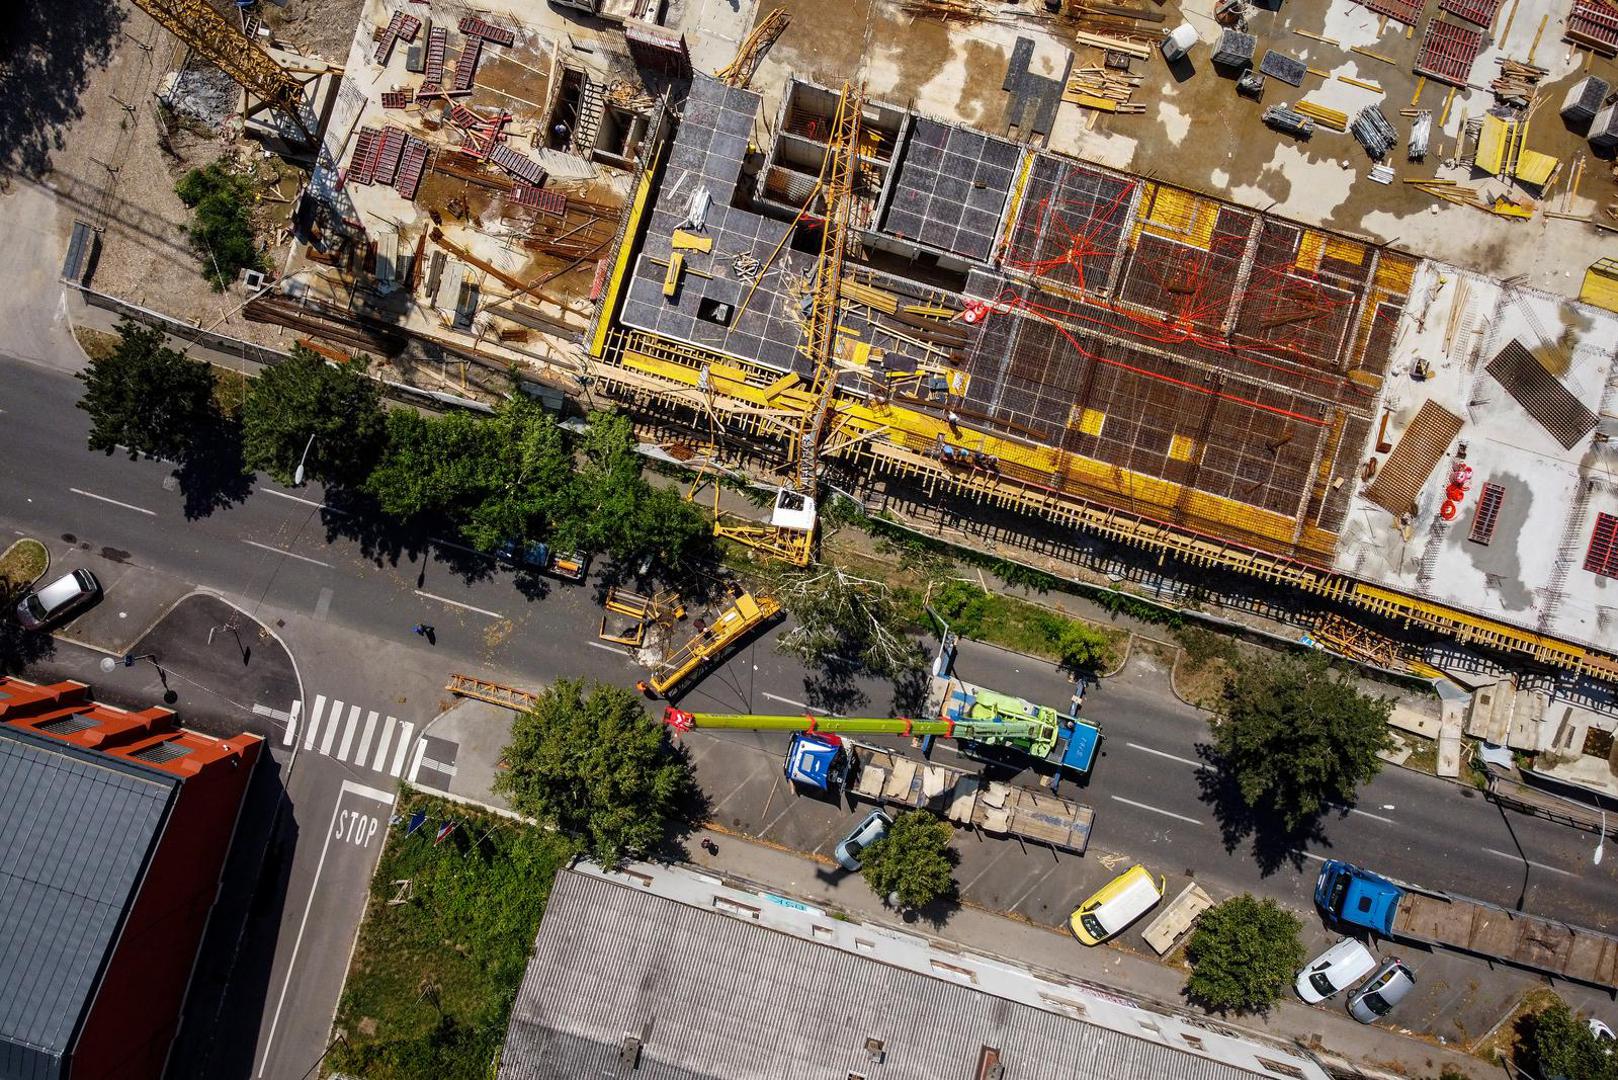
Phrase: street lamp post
[{"left": 293, "top": 433, "right": 315, "bottom": 486}]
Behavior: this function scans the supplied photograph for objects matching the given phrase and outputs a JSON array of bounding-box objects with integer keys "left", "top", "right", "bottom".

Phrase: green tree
[
  {"left": 860, "top": 810, "right": 958, "bottom": 910},
  {"left": 1184, "top": 895, "right": 1306, "bottom": 1013},
  {"left": 772, "top": 565, "right": 925, "bottom": 681},
  {"left": 76, "top": 319, "right": 217, "bottom": 461},
  {"left": 493, "top": 679, "right": 702, "bottom": 866},
  {"left": 365, "top": 395, "right": 572, "bottom": 549},
  {"left": 560, "top": 411, "right": 709, "bottom": 566},
  {"left": 1056, "top": 620, "right": 1115, "bottom": 673},
  {"left": 240, "top": 345, "right": 385, "bottom": 486},
  {"left": 1211, "top": 651, "right": 1392, "bottom": 832},
  {"left": 1518, "top": 998, "right": 1618, "bottom": 1080},
  {"left": 175, "top": 161, "right": 265, "bottom": 290}
]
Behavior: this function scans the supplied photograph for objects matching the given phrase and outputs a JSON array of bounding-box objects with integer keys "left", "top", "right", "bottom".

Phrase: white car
[
  {"left": 834, "top": 810, "right": 891, "bottom": 872},
  {"left": 14, "top": 569, "right": 101, "bottom": 630},
  {"left": 1296, "top": 937, "right": 1377, "bottom": 1004}
]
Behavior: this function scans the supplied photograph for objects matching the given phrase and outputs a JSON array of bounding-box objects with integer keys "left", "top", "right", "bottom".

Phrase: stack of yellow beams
[{"left": 1294, "top": 100, "right": 1348, "bottom": 130}]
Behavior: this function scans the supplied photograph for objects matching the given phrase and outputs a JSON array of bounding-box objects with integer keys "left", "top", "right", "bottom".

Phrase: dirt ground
[{"left": 240, "top": 0, "right": 367, "bottom": 65}]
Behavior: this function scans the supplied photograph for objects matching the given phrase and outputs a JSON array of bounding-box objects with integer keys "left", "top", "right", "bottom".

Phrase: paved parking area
[{"left": 677, "top": 640, "right": 1598, "bottom": 1051}]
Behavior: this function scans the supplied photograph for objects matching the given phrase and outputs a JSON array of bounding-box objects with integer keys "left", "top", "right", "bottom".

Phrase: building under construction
[{"left": 586, "top": 73, "right": 1618, "bottom": 681}]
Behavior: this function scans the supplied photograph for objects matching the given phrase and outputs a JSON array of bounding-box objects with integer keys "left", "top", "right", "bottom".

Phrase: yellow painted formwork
[
  {"left": 1581, "top": 259, "right": 1618, "bottom": 313},
  {"left": 587, "top": 327, "right": 1618, "bottom": 682}
]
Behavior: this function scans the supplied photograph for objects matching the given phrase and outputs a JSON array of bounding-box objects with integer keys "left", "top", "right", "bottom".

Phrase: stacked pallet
[
  {"left": 1294, "top": 99, "right": 1348, "bottom": 130},
  {"left": 1074, "top": 30, "right": 1151, "bottom": 59},
  {"left": 1491, "top": 58, "right": 1545, "bottom": 105},
  {"left": 1064, "top": 67, "right": 1145, "bottom": 112}
]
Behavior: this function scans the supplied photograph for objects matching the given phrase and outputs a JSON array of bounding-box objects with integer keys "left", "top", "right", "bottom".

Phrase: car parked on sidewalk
[
  {"left": 1296, "top": 937, "right": 1378, "bottom": 1004},
  {"left": 14, "top": 569, "right": 101, "bottom": 630},
  {"left": 1346, "top": 956, "right": 1415, "bottom": 1022},
  {"left": 1067, "top": 864, "right": 1164, "bottom": 945},
  {"left": 834, "top": 809, "right": 891, "bottom": 872}
]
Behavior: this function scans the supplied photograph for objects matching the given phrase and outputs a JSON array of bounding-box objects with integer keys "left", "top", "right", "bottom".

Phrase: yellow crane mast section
[{"left": 130, "top": 0, "right": 304, "bottom": 112}]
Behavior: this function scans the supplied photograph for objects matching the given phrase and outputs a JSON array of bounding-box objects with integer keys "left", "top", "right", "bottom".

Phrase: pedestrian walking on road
[
  {"left": 413, "top": 624, "right": 436, "bottom": 644},
  {"left": 701, "top": 838, "right": 718, "bottom": 856}
]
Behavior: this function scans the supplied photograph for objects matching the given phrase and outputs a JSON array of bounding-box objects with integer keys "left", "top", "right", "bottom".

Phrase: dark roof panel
[
  {"left": 500, "top": 870, "right": 1268, "bottom": 1080},
  {"left": 0, "top": 728, "right": 176, "bottom": 1067}
]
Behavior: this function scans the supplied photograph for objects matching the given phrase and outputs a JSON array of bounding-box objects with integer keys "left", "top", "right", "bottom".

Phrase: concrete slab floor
[{"left": 740, "top": 0, "right": 1618, "bottom": 300}]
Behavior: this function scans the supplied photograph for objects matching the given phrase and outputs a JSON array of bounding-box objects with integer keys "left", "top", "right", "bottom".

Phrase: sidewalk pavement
[
  {"left": 413, "top": 704, "right": 1498, "bottom": 1080},
  {"left": 685, "top": 826, "right": 1501, "bottom": 1080}
]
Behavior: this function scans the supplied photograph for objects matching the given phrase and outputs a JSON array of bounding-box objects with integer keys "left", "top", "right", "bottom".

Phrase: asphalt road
[{"left": 5, "top": 355, "right": 1618, "bottom": 1070}]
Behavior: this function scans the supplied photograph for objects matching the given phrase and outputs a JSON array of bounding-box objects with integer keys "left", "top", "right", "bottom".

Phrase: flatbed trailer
[
  {"left": 845, "top": 743, "right": 1094, "bottom": 853},
  {"left": 1317, "top": 859, "right": 1618, "bottom": 989}
]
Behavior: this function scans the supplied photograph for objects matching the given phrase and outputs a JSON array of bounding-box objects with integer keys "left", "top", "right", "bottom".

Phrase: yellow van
[{"left": 1068, "top": 865, "right": 1165, "bottom": 945}]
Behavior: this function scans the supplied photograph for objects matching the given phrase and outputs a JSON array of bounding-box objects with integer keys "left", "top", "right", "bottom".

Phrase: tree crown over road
[
  {"left": 77, "top": 321, "right": 217, "bottom": 462},
  {"left": 1210, "top": 651, "right": 1392, "bottom": 832},
  {"left": 241, "top": 345, "right": 385, "bottom": 487}
]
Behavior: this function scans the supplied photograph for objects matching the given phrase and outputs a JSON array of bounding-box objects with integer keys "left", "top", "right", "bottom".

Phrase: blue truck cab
[
  {"left": 784, "top": 733, "right": 848, "bottom": 791},
  {"left": 1316, "top": 860, "right": 1402, "bottom": 936}
]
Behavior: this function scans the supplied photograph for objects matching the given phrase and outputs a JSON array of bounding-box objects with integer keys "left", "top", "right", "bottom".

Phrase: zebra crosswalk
[{"left": 282, "top": 694, "right": 427, "bottom": 779}]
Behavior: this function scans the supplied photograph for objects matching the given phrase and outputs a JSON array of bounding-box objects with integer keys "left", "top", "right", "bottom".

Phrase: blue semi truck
[{"left": 1315, "top": 860, "right": 1618, "bottom": 990}]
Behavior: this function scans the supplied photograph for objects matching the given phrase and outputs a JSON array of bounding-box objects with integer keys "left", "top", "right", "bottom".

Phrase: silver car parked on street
[
  {"left": 1347, "top": 957, "right": 1416, "bottom": 1023},
  {"left": 14, "top": 569, "right": 101, "bottom": 630}
]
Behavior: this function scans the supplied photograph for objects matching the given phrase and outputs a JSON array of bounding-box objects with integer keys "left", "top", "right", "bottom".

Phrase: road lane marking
[
  {"left": 1481, "top": 847, "right": 1576, "bottom": 878},
  {"left": 244, "top": 539, "right": 332, "bottom": 568},
  {"left": 430, "top": 535, "right": 486, "bottom": 557},
  {"left": 1293, "top": 849, "right": 1328, "bottom": 863},
  {"left": 353, "top": 711, "right": 379, "bottom": 765},
  {"left": 1347, "top": 807, "right": 1396, "bottom": 824},
  {"left": 371, "top": 716, "right": 398, "bottom": 771},
  {"left": 413, "top": 589, "right": 504, "bottom": 619},
  {"left": 1110, "top": 795, "right": 1203, "bottom": 826},
  {"left": 280, "top": 699, "right": 302, "bottom": 746},
  {"left": 314, "top": 586, "right": 333, "bottom": 620},
  {"left": 319, "top": 699, "right": 345, "bottom": 756},
  {"left": 1125, "top": 742, "right": 1207, "bottom": 770},
  {"left": 256, "top": 486, "right": 342, "bottom": 512},
  {"left": 389, "top": 722, "right": 416, "bottom": 777},
  {"left": 302, "top": 694, "right": 328, "bottom": 751},
  {"left": 258, "top": 780, "right": 394, "bottom": 1078},
  {"left": 407, "top": 739, "right": 428, "bottom": 782},
  {"left": 586, "top": 640, "right": 627, "bottom": 655},
  {"left": 336, "top": 704, "right": 362, "bottom": 761},
  {"left": 760, "top": 692, "right": 841, "bottom": 715},
  {"left": 69, "top": 487, "right": 156, "bottom": 516}
]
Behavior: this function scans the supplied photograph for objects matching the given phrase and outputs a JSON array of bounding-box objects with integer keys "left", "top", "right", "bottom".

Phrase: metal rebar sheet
[
  {"left": 1414, "top": 18, "right": 1484, "bottom": 87},
  {"left": 1485, "top": 339, "right": 1598, "bottom": 449},
  {"left": 1364, "top": 400, "right": 1465, "bottom": 514},
  {"left": 1360, "top": 0, "right": 1426, "bottom": 24},
  {"left": 1438, "top": 0, "right": 1501, "bottom": 26}
]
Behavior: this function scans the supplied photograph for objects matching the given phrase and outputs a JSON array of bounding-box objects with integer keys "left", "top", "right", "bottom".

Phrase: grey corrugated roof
[
  {"left": 500, "top": 870, "right": 1266, "bottom": 1080},
  {"left": 0, "top": 727, "right": 177, "bottom": 1072}
]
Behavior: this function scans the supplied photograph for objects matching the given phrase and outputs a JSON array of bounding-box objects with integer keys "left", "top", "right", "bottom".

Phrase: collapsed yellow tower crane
[
  {"left": 715, "top": 8, "right": 791, "bottom": 89},
  {"left": 129, "top": 0, "right": 312, "bottom": 138},
  {"left": 714, "top": 82, "right": 864, "bottom": 566}
]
